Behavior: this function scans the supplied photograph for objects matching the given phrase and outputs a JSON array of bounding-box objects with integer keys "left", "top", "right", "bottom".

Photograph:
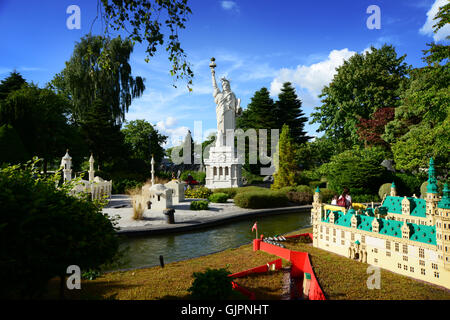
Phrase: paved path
[{"left": 103, "top": 195, "right": 312, "bottom": 236}]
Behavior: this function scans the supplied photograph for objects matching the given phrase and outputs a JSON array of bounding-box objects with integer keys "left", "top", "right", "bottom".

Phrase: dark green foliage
[
  {"left": 286, "top": 191, "right": 313, "bottom": 204},
  {"left": 180, "top": 170, "right": 206, "bottom": 184},
  {"left": 0, "top": 124, "right": 29, "bottom": 164},
  {"left": 234, "top": 190, "right": 288, "bottom": 209},
  {"left": 392, "top": 173, "right": 423, "bottom": 196},
  {"left": 321, "top": 147, "right": 388, "bottom": 195},
  {"left": 188, "top": 268, "right": 233, "bottom": 300},
  {"left": 242, "top": 169, "right": 264, "bottom": 185},
  {"left": 0, "top": 160, "right": 119, "bottom": 298},
  {"left": 0, "top": 71, "right": 26, "bottom": 101},
  {"left": 272, "top": 125, "right": 298, "bottom": 189},
  {"left": 113, "top": 178, "right": 144, "bottom": 194},
  {"left": 212, "top": 188, "right": 238, "bottom": 199},
  {"left": 420, "top": 181, "right": 445, "bottom": 198},
  {"left": 352, "top": 194, "right": 380, "bottom": 203},
  {"left": 274, "top": 82, "right": 310, "bottom": 144},
  {"left": 208, "top": 193, "right": 229, "bottom": 203},
  {"left": 190, "top": 200, "right": 209, "bottom": 210},
  {"left": 81, "top": 98, "right": 128, "bottom": 169}
]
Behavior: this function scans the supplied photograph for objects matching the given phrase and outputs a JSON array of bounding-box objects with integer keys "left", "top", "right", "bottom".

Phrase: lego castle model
[{"left": 311, "top": 158, "right": 450, "bottom": 289}]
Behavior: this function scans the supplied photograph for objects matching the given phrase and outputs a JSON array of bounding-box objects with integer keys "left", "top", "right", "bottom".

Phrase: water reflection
[{"left": 115, "top": 211, "right": 310, "bottom": 270}]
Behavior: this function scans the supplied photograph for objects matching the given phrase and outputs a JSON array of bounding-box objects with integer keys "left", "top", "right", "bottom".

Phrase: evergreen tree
[
  {"left": 81, "top": 98, "right": 127, "bottom": 169},
  {"left": 0, "top": 71, "right": 26, "bottom": 101},
  {"left": 274, "top": 82, "right": 310, "bottom": 144},
  {"left": 271, "top": 124, "right": 298, "bottom": 189},
  {"left": 0, "top": 124, "right": 29, "bottom": 164},
  {"left": 237, "top": 87, "right": 277, "bottom": 130}
]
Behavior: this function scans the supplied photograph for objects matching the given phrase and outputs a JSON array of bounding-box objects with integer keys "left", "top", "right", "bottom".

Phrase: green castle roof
[
  {"left": 315, "top": 186, "right": 320, "bottom": 193},
  {"left": 427, "top": 157, "right": 439, "bottom": 194},
  {"left": 438, "top": 183, "right": 450, "bottom": 209},
  {"left": 322, "top": 208, "right": 436, "bottom": 245},
  {"left": 380, "top": 196, "right": 427, "bottom": 218},
  {"left": 391, "top": 182, "right": 396, "bottom": 188}
]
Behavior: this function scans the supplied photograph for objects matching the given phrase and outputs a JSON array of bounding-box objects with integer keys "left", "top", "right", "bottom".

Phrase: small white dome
[{"left": 149, "top": 183, "right": 168, "bottom": 195}]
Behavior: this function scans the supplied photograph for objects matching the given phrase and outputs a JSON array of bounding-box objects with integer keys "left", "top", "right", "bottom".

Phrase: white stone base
[{"left": 204, "top": 145, "right": 242, "bottom": 189}]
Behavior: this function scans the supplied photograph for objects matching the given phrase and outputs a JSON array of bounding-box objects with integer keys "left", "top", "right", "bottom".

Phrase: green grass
[{"left": 44, "top": 227, "right": 450, "bottom": 300}]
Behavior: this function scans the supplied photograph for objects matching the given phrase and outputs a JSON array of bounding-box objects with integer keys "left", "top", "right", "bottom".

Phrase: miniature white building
[
  {"left": 61, "top": 151, "right": 112, "bottom": 201},
  {"left": 165, "top": 179, "right": 186, "bottom": 204},
  {"left": 148, "top": 183, "right": 173, "bottom": 212}
]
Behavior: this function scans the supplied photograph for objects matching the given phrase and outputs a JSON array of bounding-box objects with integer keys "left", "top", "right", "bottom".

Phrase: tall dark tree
[
  {"left": 81, "top": 98, "right": 127, "bottom": 169},
  {"left": 274, "top": 82, "right": 310, "bottom": 144},
  {"left": 51, "top": 35, "right": 145, "bottom": 125},
  {"left": 0, "top": 71, "right": 27, "bottom": 101},
  {"left": 237, "top": 87, "right": 277, "bottom": 130}
]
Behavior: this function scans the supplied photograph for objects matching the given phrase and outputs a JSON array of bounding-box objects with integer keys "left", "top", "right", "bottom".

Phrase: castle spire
[{"left": 427, "top": 157, "right": 438, "bottom": 194}]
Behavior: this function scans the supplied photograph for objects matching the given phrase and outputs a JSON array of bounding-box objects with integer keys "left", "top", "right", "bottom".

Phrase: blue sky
[{"left": 1, "top": 0, "right": 449, "bottom": 147}]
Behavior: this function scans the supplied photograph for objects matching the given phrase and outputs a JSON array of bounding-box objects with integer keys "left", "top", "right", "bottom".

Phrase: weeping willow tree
[{"left": 51, "top": 35, "right": 145, "bottom": 125}]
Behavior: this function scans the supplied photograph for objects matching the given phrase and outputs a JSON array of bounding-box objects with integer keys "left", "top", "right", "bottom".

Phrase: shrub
[
  {"left": 188, "top": 268, "right": 233, "bottom": 300},
  {"left": 286, "top": 191, "right": 313, "bottom": 204},
  {"left": 213, "top": 188, "right": 238, "bottom": 199},
  {"left": 319, "top": 188, "right": 335, "bottom": 204},
  {"left": 296, "top": 185, "right": 313, "bottom": 194},
  {"left": 393, "top": 172, "right": 423, "bottom": 196},
  {"left": 185, "top": 186, "right": 212, "bottom": 199},
  {"left": 112, "top": 178, "right": 144, "bottom": 194},
  {"left": 378, "top": 183, "right": 392, "bottom": 201},
  {"left": 208, "top": 193, "right": 229, "bottom": 203},
  {"left": 180, "top": 171, "right": 206, "bottom": 184},
  {"left": 0, "top": 159, "right": 119, "bottom": 298},
  {"left": 234, "top": 190, "right": 289, "bottom": 209},
  {"left": 309, "top": 180, "right": 325, "bottom": 189},
  {"left": 190, "top": 200, "right": 209, "bottom": 210}
]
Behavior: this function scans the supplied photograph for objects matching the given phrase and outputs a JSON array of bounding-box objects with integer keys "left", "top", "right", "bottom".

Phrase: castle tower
[
  {"left": 426, "top": 158, "right": 440, "bottom": 225},
  {"left": 151, "top": 154, "right": 155, "bottom": 186},
  {"left": 390, "top": 181, "right": 397, "bottom": 197},
  {"left": 89, "top": 153, "right": 95, "bottom": 182},
  {"left": 61, "top": 149, "right": 72, "bottom": 182},
  {"left": 436, "top": 183, "right": 450, "bottom": 270},
  {"left": 312, "top": 186, "right": 322, "bottom": 247}
]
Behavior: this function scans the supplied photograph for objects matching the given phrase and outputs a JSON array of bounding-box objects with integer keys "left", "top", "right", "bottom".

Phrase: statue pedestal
[{"left": 204, "top": 145, "right": 242, "bottom": 189}]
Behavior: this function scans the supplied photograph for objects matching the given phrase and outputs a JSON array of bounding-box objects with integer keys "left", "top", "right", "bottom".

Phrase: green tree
[
  {"left": 122, "top": 119, "right": 167, "bottom": 165},
  {"left": 272, "top": 124, "right": 298, "bottom": 189},
  {"left": 310, "top": 45, "right": 410, "bottom": 148},
  {"left": 321, "top": 147, "right": 389, "bottom": 195},
  {"left": 274, "top": 82, "right": 310, "bottom": 144},
  {"left": 51, "top": 35, "right": 145, "bottom": 124},
  {"left": 98, "top": 0, "right": 193, "bottom": 89},
  {"left": 0, "top": 84, "right": 76, "bottom": 172},
  {"left": 0, "top": 71, "right": 27, "bottom": 101},
  {"left": 0, "top": 124, "right": 29, "bottom": 164}
]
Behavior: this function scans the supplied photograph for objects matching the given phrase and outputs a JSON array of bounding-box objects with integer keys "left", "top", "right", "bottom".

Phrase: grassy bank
[{"left": 45, "top": 227, "right": 450, "bottom": 300}]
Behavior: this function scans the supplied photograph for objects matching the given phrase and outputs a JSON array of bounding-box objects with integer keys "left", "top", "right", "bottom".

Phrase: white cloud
[
  {"left": 419, "top": 0, "right": 450, "bottom": 41},
  {"left": 221, "top": 1, "right": 238, "bottom": 11},
  {"left": 156, "top": 117, "right": 190, "bottom": 147},
  {"left": 270, "top": 48, "right": 356, "bottom": 97}
]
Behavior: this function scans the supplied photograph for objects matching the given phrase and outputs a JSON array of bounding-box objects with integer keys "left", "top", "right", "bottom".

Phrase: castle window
[
  {"left": 395, "top": 243, "right": 399, "bottom": 252},
  {"left": 398, "top": 263, "right": 401, "bottom": 269},
  {"left": 341, "top": 230, "right": 345, "bottom": 238},
  {"left": 374, "top": 258, "right": 378, "bottom": 264},
  {"left": 225, "top": 167, "right": 229, "bottom": 176},
  {"left": 362, "top": 235, "right": 365, "bottom": 243},
  {"left": 419, "top": 248, "right": 425, "bottom": 258},
  {"left": 341, "top": 240, "right": 345, "bottom": 245},
  {"left": 419, "top": 260, "right": 425, "bottom": 266},
  {"left": 410, "top": 267, "right": 414, "bottom": 273},
  {"left": 386, "top": 251, "right": 391, "bottom": 257},
  {"left": 213, "top": 167, "right": 217, "bottom": 175},
  {"left": 403, "top": 256, "right": 408, "bottom": 262},
  {"left": 333, "top": 229, "right": 336, "bottom": 236},
  {"left": 434, "top": 272, "right": 439, "bottom": 278},
  {"left": 326, "top": 236, "right": 329, "bottom": 241},
  {"left": 421, "top": 268, "right": 426, "bottom": 275},
  {"left": 326, "top": 227, "right": 329, "bottom": 235},
  {"left": 351, "top": 233, "right": 355, "bottom": 241},
  {"left": 333, "top": 238, "right": 336, "bottom": 243},
  {"left": 403, "top": 244, "right": 408, "bottom": 254},
  {"left": 403, "top": 265, "right": 408, "bottom": 271},
  {"left": 320, "top": 235, "right": 323, "bottom": 239},
  {"left": 432, "top": 263, "right": 438, "bottom": 270}
]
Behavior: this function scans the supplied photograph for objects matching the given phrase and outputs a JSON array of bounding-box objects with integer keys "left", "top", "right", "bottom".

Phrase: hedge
[
  {"left": 208, "top": 193, "right": 229, "bottom": 203},
  {"left": 190, "top": 200, "right": 209, "bottom": 210},
  {"left": 234, "top": 190, "right": 288, "bottom": 209}
]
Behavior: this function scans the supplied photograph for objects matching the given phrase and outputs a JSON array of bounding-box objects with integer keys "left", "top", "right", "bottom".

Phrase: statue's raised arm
[{"left": 210, "top": 57, "right": 220, "bottom": 97}]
